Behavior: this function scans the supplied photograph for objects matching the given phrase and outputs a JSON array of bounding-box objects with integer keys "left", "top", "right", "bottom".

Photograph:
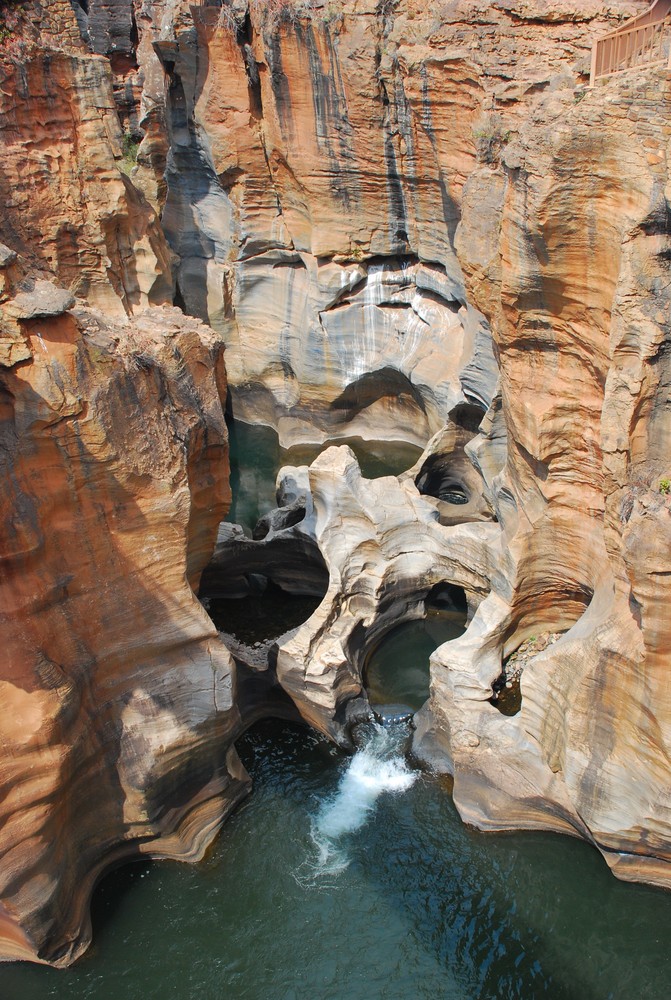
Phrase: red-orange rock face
[
  {"left": 134, "top": 1, "right": 495, "bottom": 441},
  {"left": 0, "top": 25, "right": 173, "bottom": 315},
  {"left": 122, "top": 0, "right": 647, "bottom": 445},
  {"left": 428, "top": 65, "right": 671, "bottom": 888},
  {"left": 0, "top": 298, "right": 247, "bottom": 965},
  {"left": 2, "top": 0, "right": 671, "bottom": 968}
]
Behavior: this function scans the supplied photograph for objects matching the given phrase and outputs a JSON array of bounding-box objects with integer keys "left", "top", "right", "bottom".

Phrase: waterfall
[{"left": 301, "top": 722, "right": 417, "bottom": 880}]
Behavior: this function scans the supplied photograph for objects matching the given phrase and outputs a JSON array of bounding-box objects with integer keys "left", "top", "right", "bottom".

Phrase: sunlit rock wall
[
  {"left": 0, "top": 8, "right": 173, "bottom": 315},
  {"left": 0, "top": 277, "right": 247, "bottom": 965},
  {"left": 418, "top": 64, "right": 671, "bottom": 889},
  {"left": 2, "top": 0, "right": 671, "bottom": 969},
  {"left": 119, "top": 0, "right": 506, "bottom": 442},
  {"left": 119, "top": 0, "right": 645, "bottom": 442}
]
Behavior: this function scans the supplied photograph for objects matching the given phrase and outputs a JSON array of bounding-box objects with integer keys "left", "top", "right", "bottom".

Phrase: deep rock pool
[
  {"left": 365, "top": 609, "right": 467, "bottom": 713},
  {"left": 226, "top": 420, "right": 423, "bottom": 534},
  {"left": 6, "top": 718, "right": 671, "bottom": 1000}
]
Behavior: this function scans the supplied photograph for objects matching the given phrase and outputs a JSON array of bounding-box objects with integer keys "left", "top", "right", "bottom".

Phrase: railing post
[
  {"left": 590, "top": 40, "right": 598, "bottom": 87},
  {"left": 592, "top": 9, "right": 671, "bottom": 84}
]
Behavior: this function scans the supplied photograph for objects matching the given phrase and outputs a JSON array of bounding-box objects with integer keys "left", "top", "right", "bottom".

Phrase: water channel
[
  {"left": 5, "top": 423, "right": 671, "bottom": 999},
  {"left": 6, "top": 714, "right": 671, "bottom": 1000},
  {"left": 365, "top": 609, "right": 467, "bottom": 713}
]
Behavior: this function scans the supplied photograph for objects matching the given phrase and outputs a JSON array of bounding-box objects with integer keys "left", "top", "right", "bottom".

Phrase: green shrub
[
  {"left": 120, "top": 131, "right": 140, "bottom": 176},
  {"left": 659, "top": 478, "right": 670, "bottom": 495}
]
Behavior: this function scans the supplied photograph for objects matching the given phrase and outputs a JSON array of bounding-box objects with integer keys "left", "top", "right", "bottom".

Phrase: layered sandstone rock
[
  {"left": 0, "top": 288, "right": 247, "bottom": 965},
  {"left": 178, "top": 0, "right": 671, "bottom": 891},
  {"left": 224, "top": 256, "right": 496, "bottom": 445},
  {"left": 98, "top": 0, "right": 501, "bottom": 442},
  {"left": 114, "top": 0, "right": 646, "bottom": 442},
  {"left": 273, "top": 445, "right": 499, "bottom": 739},
  {"left": 416, "top": 63, "right": 671, "bottom": 888},
  {"left": 3, "top": 0, "right": 671, "bottom": 969},
  {"left": 12, "top": 0, "right": 642, "bottom": 447},
  {"left": 0, "top": 11, "right": 173, "bottom": 317}
]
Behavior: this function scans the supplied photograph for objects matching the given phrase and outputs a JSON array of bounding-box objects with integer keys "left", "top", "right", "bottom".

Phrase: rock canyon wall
[
  {"left": 2, "top": 0, "right": 671, "bottom": 966},
  {"left": 0, "top": 260, "right": 248, "bottom": 964}
]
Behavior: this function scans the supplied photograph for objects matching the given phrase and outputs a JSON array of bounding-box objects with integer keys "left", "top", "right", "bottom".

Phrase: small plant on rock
[
  {"left": 120, "top": 131, "right": 141, "bottom": 176},
  {"left": 322, "top": 2, "right": 344, "bottom": 28},
  {"left": 659, "top": 477, "right": 670, "bottom": 495},
  {"left": 472, "top": 113, "right": 512, "bottom": 165},
  {"left": 249, "top": 0, "right": 318, "bottom": 29},
  {"left": 217, "top": 2, "right": 239, "bottom": 33}
]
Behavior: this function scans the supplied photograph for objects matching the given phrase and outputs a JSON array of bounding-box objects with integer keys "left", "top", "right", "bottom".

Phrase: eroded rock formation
[
  {"left": 2, "top": 0, "right": 671, "bottom": 969},
  {"left": 273, "top": 445, "right": 498, "bottom": 738},
  {"left": 424, "top": 62, "right": 671, "bottom": 889},
  {"left": 0, "top": 15, "right": 173, "bottom": 316},
  {"left": 74, "top": 0, "right": 508, "bottom": 444},
  {"left": 119, "top": 0, "right": 643, "bottom": 443},
  {"left": 0, "top": 270, "right": 247, "bottom": 965}
]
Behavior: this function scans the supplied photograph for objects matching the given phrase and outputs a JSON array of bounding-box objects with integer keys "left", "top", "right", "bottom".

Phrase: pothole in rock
[
  {"left": 490, "top": 631, "right": 563, "bottom": 716},
  {"left": 412, "top": 403, "right": 493, "bottom": 523},
  {"left": 204, "top": 582, "right": 323, "bottom": 649},
  {"left": 426, "top": 582, "right": 469, "bottom": 615},
  {"left": 415, "top": 455, "right": 471, "bottom": 506},
  {"left": 364, "top": 585, "right": 468, "bottom": 718},
  {"left": 438, "top": 487, "right": 469, "bottom": 505},
  {"left": 226, "top": 418, "right": 423, "bottom": 535}
]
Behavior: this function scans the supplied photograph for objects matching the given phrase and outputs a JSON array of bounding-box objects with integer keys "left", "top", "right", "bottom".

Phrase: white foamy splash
[{"left": 300, "top": 723, "right": 417, "bottom": 880}]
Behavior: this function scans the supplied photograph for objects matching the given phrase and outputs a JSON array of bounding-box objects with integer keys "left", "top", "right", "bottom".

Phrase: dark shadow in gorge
[
  {"left": 199, "top": 463, "right": 330, "bottom": 729},
  {"left": 329, "top": 366, "right": 427, "bottom": 423},
  {"left": 206, "top": 582, "right": 323, "bottom": 647}
]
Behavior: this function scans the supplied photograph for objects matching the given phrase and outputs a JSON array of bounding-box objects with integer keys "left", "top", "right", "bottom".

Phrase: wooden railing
[{"left": 590, "top": 15, "right": 671, "bottom": 85}]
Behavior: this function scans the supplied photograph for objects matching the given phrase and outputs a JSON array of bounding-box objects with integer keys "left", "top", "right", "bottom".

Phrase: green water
[
  {"left": 6, "top": 423, "right": 670, "bottom": 998},
  {"left": 366, "top": 610, "right": 467, "bottom": 712},
  {"left": 226, "top": 421, "right": 422, "bottom": 534},
  {"left": 6, "top": 719, "right": 670, "bottom": 1000}
]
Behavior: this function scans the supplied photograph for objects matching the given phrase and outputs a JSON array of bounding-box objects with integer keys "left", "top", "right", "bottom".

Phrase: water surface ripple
[{"left": 5, "top": 719, "right": 671, "bottom": 1000}]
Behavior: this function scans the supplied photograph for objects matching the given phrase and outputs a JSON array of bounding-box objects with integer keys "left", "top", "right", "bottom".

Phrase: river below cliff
[
  {"left": 5, "top": 714, "right": 671, "bottom": 1000},
  {"left": 5, "top": 422, "right": 671, "bottom": 998}
]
